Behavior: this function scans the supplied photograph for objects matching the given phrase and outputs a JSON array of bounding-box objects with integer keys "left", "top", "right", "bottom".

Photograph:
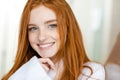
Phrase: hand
[{"left": 38, "top": 58, "right": 55, "bottom": 72}]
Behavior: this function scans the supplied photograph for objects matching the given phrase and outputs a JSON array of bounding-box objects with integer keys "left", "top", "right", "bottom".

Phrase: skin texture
[{"left": 28, "top": 5, "right": 60, "bottom": 58}]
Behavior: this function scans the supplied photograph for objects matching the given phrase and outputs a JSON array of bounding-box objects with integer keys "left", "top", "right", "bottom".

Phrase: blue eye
[
  {"left": 28, "top": 27, "right": 38, "bottom": 31},
  {"left": 48, "top": 24, "right": 57, "bottom": 29}
]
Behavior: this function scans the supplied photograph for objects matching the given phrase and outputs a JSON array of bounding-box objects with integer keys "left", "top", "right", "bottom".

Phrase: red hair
[{"left": 2, "top": 0, "right": 90, "bottom": 80}]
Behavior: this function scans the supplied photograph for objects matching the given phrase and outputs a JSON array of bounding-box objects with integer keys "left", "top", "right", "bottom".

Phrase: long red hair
[{"left": 2, "top": 0, "right": 90, "bottom": 80}]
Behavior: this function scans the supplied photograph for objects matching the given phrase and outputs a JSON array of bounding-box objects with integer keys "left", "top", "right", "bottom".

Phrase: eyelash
[
  {"left": 28, "top": 27, "right": 38, "bottom": 31},
  {"left": 48, "top": 24, "right": 57, "bottom": 29},
  {"left": 28, "top": 24, "right": 57, "bottom": 31}
]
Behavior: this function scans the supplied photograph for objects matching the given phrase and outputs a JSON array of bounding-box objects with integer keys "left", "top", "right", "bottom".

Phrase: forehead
[{"left": 29, "top": 5, "right": 57, "bottom": 23}]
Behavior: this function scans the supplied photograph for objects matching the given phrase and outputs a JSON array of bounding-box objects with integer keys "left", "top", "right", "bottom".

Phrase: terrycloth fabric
[
  {"left": 9, "top": 56, "right": 105, "bottom": 80},
  {"left": 105, "top": 63, "right": 120, "bottom": 80},
  {"left": 79, "top": 62, "right": 105, "bottom": 80},
  {"left": 8, "top": 56, "right": 51, "bottom": 80}
]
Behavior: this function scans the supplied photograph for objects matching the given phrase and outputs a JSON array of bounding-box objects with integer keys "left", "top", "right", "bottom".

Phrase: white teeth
[{"left": 39, "top": 43, "right": 53, "bottom": 48}]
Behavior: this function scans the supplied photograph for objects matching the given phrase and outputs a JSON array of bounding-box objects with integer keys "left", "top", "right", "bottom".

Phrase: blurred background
[{"left": 0, "top": 0, "right": 120, "bottom": 79}]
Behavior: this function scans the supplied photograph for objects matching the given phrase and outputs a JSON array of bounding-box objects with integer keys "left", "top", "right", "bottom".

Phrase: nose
[{"left": 38, "top": 29, "right": 46, "bottom": 42}]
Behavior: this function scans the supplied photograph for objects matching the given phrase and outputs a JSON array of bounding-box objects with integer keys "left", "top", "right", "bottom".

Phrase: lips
[{"left": 37, "top": 42, "right": 55, "bottom": 49}]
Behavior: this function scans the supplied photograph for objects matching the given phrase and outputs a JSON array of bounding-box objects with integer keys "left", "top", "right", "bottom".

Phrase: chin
[{"left": 40, "top": 55, "right": 54, "bottom": 58}]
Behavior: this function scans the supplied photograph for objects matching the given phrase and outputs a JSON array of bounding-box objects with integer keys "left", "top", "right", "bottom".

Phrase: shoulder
[
  {"left": 83, "top": 62, "right": 105, "bottom": 72},
  {"left": 79, "top": 62, "right": 105, "bottom": 80},
  {"left": 105, "top": 63, "right": 120, "bottom": 80}
]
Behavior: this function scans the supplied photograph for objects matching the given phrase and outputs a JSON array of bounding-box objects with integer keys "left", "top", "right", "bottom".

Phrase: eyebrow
[
  {"left": 27, "top": 24, "right": 37, "bottom": 27},
  {"left": 28, "top": 19, "right": 57, "bottom": 27},
  {"left": 45, "top": 19, "right": 57, "bottom": 24}
]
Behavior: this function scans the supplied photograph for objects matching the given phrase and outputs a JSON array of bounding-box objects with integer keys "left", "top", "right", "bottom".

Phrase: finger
[{"left": 39, "top": 58, "right": 55, "bottom": 70}]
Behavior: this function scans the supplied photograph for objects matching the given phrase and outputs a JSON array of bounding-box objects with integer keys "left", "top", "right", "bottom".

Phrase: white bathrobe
[{"left": 8, "top": 56, "right": 105, "bottom": 80}]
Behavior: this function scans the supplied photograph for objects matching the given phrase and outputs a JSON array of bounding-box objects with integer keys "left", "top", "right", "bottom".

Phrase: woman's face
[{"left": 28, "top": 5, "right": 60, "bottom": 58}]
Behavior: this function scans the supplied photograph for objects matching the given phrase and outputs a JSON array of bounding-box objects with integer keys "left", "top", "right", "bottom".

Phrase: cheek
[
  {"left": 57, "top": 34, "right": 60, "bottom": 43},
  {"left": 28, "top": 33, "right": 37, "bottom": 43},
  {"left": 55, "top": 32, "right": 60, "bottom": 46},
  {"left": 53, "top": 31, "right": 60, "bottom": 41}
]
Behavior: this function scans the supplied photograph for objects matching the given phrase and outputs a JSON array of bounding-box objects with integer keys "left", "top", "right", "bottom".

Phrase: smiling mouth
[{"left": 37, "top": 42, "right": 55, "bottom": 48}]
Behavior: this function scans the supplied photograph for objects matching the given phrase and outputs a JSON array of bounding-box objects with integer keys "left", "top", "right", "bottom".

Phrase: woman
[{"left": 2, "top": 0, "right": 105, "bottom": 80}]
